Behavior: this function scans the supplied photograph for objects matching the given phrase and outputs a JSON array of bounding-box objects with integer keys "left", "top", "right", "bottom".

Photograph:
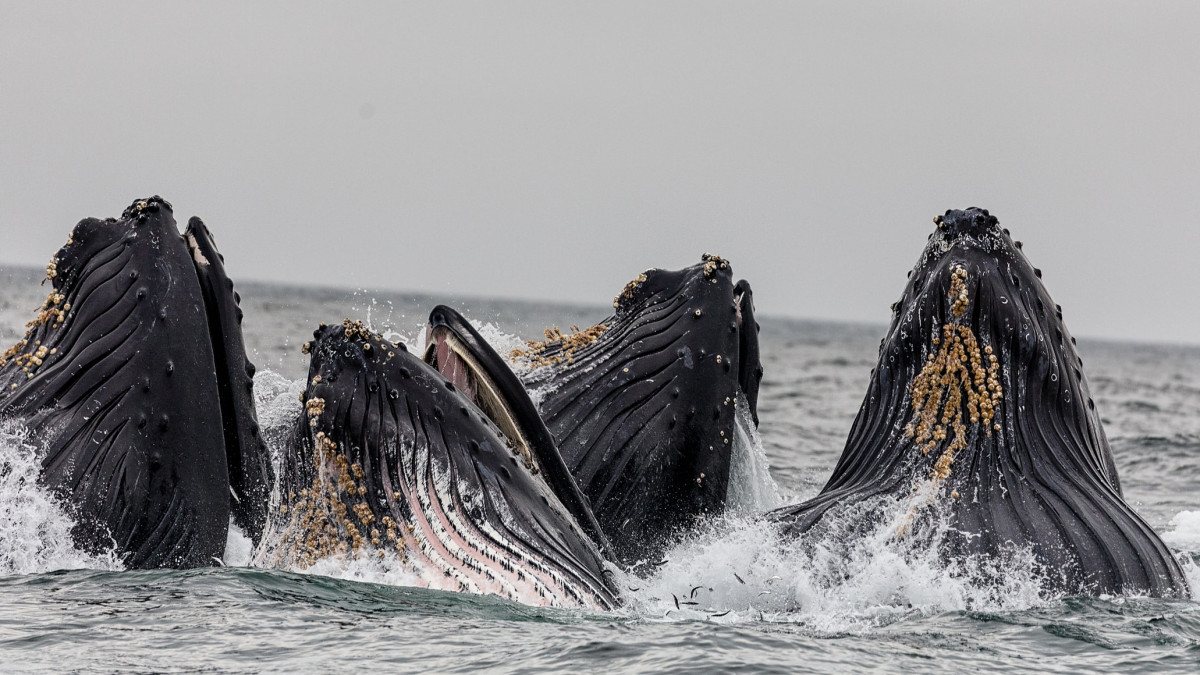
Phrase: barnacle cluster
[
  {"left": 701, "top": 253, "right": 728, "bottom": 279},
  {"left": 305, "top": 396, "right": 326, "bottom": 427},
  {"left": 342, "top": 318, "right": 373, "bottom": 341},
  {"left": 1, "top": 339, "right": 57, "bottom": 381},
  {"left": 903, "top": 265, "right": 1003, "bottom": 487},
  {"left": 511, "top": 323, "right": 607, "bottom": 369},
  {"left": 612, "top": 273, "right": 648, "bottom": 309},
  {"left": 1, "top": 288, "right": 71, "bottom": 378},
  {"left": 28, "top": 290, "right": 70, "bottom": 330},
  {"left": 275, "top": 430, "right": 407, "bottom": 568}
]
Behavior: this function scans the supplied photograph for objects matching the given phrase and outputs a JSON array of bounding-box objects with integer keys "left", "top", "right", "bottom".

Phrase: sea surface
[{"left": 1, "top": 265, "right": 1199, "bottom": 673}]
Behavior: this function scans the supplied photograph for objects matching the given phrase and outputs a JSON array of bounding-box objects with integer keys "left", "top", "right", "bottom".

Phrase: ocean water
[{"left": 1, "top": 266, "right": 1199, "bottom": 673}]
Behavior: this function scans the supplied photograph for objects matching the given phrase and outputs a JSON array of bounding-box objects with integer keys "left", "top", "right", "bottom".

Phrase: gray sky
[{"left": 2, "top": 1, "right": 1198, "bottom": 344}]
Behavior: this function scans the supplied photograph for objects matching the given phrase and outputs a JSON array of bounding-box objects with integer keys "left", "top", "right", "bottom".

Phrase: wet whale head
[
  {"left": 0, "top": 197, "right": 269, "bottom": 568},
  {"left": 515, "top": 254, "right": 763, "bottom": 564},
  {"left": 262, "top": 320, "right": 620, "bottom": 609},
  {"left": 773, "top": 208, "right": 1188, "bottom": 597}
]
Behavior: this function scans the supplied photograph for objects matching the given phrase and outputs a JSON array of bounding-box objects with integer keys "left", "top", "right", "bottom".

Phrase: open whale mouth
[
  {"left": 265, "top": 320, "right": 620, "bottom": 609},
  {"left": 421, "top": 305, "right": 617, "bottom": 559},
  {"left": 423, "top": 319, "right": 537, "bottom": 473}
]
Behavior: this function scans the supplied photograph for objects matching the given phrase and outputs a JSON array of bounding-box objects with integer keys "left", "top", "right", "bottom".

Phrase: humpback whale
[
  {"left": 512, "top": 255, "right": 763, "bottom": 563},
  {"left": 0, "top": 197, "right": 272, "bottom": 568},
  {"left": 772, "top": 208, "right": 1188, "bottom": 598},
  {"left": 260, "top": 320, "right": 620, "bottom": 609},
  {"left": 423, "top": 305, "right": 614, "bottom": 560}
]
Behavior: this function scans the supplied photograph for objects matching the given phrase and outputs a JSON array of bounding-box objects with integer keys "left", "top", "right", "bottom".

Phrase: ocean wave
[{"left": 0, "top": 421, "right": 121, "bottom": 575}]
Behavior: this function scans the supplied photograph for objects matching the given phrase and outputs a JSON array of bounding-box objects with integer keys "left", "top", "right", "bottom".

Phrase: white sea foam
[
  {"left": 1162, "top": 510, "right": 1200, "bottom": 552},
  {"left": 253, "top": 369, "right": 305, "bottom": 469},
  {"left": 301, "top": 549, "right": 425, "bottom": 588},
  {"left": 471, "top": 319, "right": 529, "bottom": 361},
  {"left": 628, "top": 500, "right": 1050, "bottom": 632},
  {"left": 223, "top": 521, "right": 254, "bottom": 567},
  {"left": 1162, "top": 511, "right": 1200, "bottom": 600},
  {"left": 0, "top": 420, "right": 121, "bottom": 574}
]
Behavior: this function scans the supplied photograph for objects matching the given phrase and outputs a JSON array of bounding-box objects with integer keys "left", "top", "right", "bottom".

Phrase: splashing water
[
  {"left": 628, "top": 498, "right": 1052, "bottom": 633},
  {"left": 727, "top": 391, "right": 783, "bottom": 515},
  {"left": 249, "top": 322, "right": 1055, "bottom": 625},
  {"left": 1163, "top": 511, "right": 1200, "bottom": 552},
  {"left": 0, "top": 421, "right": 121, "bottom": 574},
  {"left": 223, "top": 521, "right": 254, "bottom": 567}
]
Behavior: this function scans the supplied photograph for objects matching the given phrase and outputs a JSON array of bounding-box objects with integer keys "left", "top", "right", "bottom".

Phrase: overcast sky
[{"left": 2, "top": 2, "right": 1197, "bottom": 344}]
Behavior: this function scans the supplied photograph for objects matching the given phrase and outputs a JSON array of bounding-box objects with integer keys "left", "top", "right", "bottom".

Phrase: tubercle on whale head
[
  {"left": 279, "top": 318, "right": 621, "bottom": 607},
  {"left": 884, "top": 206, "right": 1117, "bottom": 499},
  {"left": 889, "top": 209, "right": 1020, "bottom": 487},
  {"left": 297, "top": 320, "right": 402, "bottom": 391},
  {"left": 773, "top": 207, "right": 1188, "bottom": 597},
  {"left": 287, "top": 320, "right": 447, "bottom": 561},
  {"left": 120, "top": 195, "right": 173, "bottom": 221},
  {"left": 42, "top": 196, "right": 175, "bottom": 294},
  {"left": 0, "top": 195, "right": 238, "bottom": 569},
  {"left": 611, "top": 253, "right": 734, "bottom": 315},
  {"left": 5, "top": 199, "right": 180, "bottom": 375},
  {"left": 517, "top": 254, "right": 759, "bottom": 563}
]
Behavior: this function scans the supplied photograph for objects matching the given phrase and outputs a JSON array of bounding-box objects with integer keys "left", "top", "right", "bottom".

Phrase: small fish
[
  {"left": 734, "top": 572, "right": 746, "bottom": 584},
  {"left": 690, "top": 585, "right": 703, "bottom": 598},
  {"left": 628, "top": 586, "right": 641, "bottom": 592},
  {"left": 672, "top": 594, "right": 680, "bottom": 610},
  {"left": 211, "top": 556, "right": 226, "bottom": 567},
  {"left": 708, "top": 610, "right": 732, "bottom": 619},
  {"left": 651, "top": 559, "right": 670, "bottom": 567},
  {"left": 681, "top": 601, "right": 699, "bottom": 606},
  {"left": 757, "top": 590, "right": 772, "bottom": 596}
]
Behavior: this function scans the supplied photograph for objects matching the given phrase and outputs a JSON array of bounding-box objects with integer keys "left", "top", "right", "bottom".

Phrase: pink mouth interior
[{"left": 428, "top": 328, "right": 478, "bottom": 403}]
